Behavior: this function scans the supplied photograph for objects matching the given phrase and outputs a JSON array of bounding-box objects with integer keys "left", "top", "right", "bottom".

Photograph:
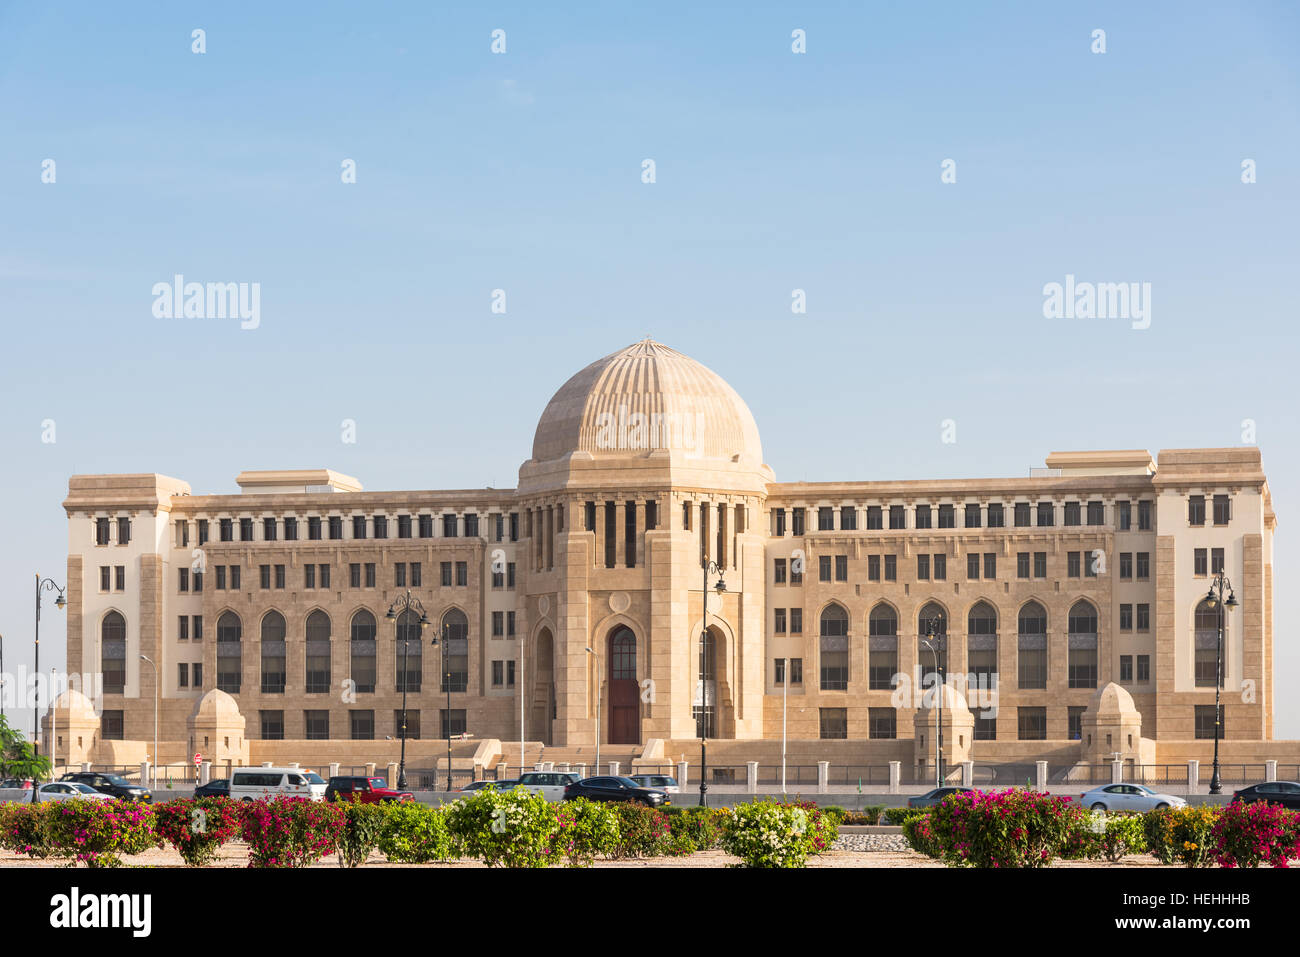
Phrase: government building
[{"left": 50, "top": 339, "right": 1286, "bottom": 783}]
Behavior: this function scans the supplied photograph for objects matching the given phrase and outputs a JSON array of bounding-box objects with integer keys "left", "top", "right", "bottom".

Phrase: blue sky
[{"left": 1, "top": 2, "right": 1297, "bottom": 734}]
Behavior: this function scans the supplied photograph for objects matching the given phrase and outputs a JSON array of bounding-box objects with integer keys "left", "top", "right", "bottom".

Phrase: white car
[
  {"left": 515, "top": 772, "right": 581, "bottom": 801},
  {"left": 36, "top": 782, "right": 113, "bottom": 802},
  {"left": 229, "top": 767, "right": 327, "bottom": 802},
  {"left": 1080, "top": 784, "right": 1186, "bottom": 812},
  {"left": 628, "top": 774, "right": 680, "bottom": 794}
]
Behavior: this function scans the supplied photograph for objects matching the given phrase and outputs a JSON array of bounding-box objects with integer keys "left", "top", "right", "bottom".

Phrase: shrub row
[
  {"left": 900, "top": 789, "right": 1300, "bottom": 868},
  {"left": 0, "top": 792, "right": 836, "bottom": 868}
]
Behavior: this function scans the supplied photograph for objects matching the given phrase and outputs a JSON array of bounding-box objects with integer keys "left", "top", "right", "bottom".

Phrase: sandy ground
[{"left": 0, "top": 844, "right": 1170, "bottom": 869}]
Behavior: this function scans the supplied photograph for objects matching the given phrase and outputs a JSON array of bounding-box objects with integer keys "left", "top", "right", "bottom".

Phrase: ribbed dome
[{"left": 531, "top": 340, "right": 763, "bottom": 467}]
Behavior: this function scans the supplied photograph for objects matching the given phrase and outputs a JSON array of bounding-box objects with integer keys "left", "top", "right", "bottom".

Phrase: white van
[{"left": 229, "top": 768, "right": 326, "bottom": 802}]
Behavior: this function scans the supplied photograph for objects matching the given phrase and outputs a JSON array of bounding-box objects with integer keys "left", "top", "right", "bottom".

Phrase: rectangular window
[
  {"left": 178, "top": 568, "right": 189, "bottom": 592},
  {"left": 774, "top": 658, "right": 786, "bottom": 685},
  {"left": 304, "top": 711, "right": 330, "bottom": 741},
  {"left": 967, "top": 554, "right": 980, "bottom": 580},
  {"left": 443, "top": 514, "right": 458, "bottom": 537},
  {"left": 305, "top": 564, "right": 316, "bottom": 589},
  {"left": 179, "top": 615, "right": 189, "bottom": 640},
  {"left": 409, "top": 562, "right": 421, "bottom": 587},
  {"left": 774, "top": 508, "right": 786, "bottom": 536},
  {"left": 983, "top": 553, "right": 996, "bottom": 579},
  {"left": 112, "top": 565, "right": 124, "bottom": 591},
  {"left": 263, "top": 517, "right": 277, "bottom": 541},
  {"left": 840, "top": 506, "right": 857, "bottom": 530},
  {"left": 492, "top": 660, "right": 504, "bottom": 687},
  {"left": 1194, "top": 705, "right": 1224, "bottom": 740},
  {"left": 1137, "top": 655, "right": 1150, "bottom": 682},
  {"left": 319, "top": 564, "right": 330, "bottom": 589},
  {"left": 260, "top": 565, "right": 271, "bottom": 589},
  {"left": 866, "top": 506, "right": 882, "bottom": 530},
  {"left": 1064, "top": 501, "right": 1081, "bottom": 526},
  {"left": 1136, "top": 552, "right": 1150, "bottom": 580},
  {"left": 230, "top": 565, "right": 240, "bottom": 589},
  {"left": 1188, "top": 495, "right": 1206, "bottom": 526},
  {"left": 914, "top": 505, "right": 931, "bottom": 529},
  {"left": 916, "top": 554, "right": 930, "bottom": 580},
  {"left": 284, "top": 517, "right": 298, "bottom": 541},
  {"left": 193, "top": 570, "right": 203, "bottom": 593},
  {"left": 1033, "top": 552, "right": 1046, "bottom": 578},
  {"left": 1120, "top": 655, "right": 1133, "bottom": 682},
  {"left": 350, "top": 710, "right": 375, "bottom": 740},
  {"left": 419, "top": 514, "right": 434, "bottom": 538},
  {"left": 192, "top": 662, "right": 202, "bottom": 685},
  {"left": 493, "top": 514, "right": 504, "bottom": 542},
  {"left": 883, "top": 555, "right": 897, "bottom": 581},
  {"left": 868, "top": 555, "right": 880, "bottom": 581},
  {"left": 774, "top": 608, "right": 786, "bottom": 634},
  {"left": 440, "top": 710, "right": 467, "bottom": 738},
  {"left": 240, "top": 518, "right": 254, "bottom": 541},
  {"left": 1138, "top": 501, "right": 1153, "bottom": 531},
  {"left": 308, "top": 516, "right": 321, "bottom": 540},
  {"left": 1036, "top": 502, "right": 1054, "bottom": 527},
  {"left": 176, "top": 520, "right": 189, "bottom": 547},
  {"left": 1136, "top": 604, "right": 1150, "bottom": 632},
  {"left": 507, "top": 612, "right": 515, "bottom": 637},
  {"left": 819, "top": 708, "right": 848, "bottom": 740},
  {"left": 329, "top": 516, "right": 343, "bottom": 540},
  {"left": 834, "top": 555, "right": 847, "bottom": 581},
  {"left": 790, "top": 608, "right": 803, "bottom": 634},
  {"left": 395, "top": 710, "right": 421, "bottom": 739},
  {"left": 1120, "top": 553, "right": 1133, "bottom": 579},
  {"left": 507, "top": 562, "right": 516, "bottom": 588},
  {"left": 964, "top": 503, "right": 981, "bottom": 528},
  {"left": 198, "top": 519, "right": 209, "bottom": 545},
  {"left": 1017, "top": 707, "right": 1047, "bottom": 741},
  {"left": 773, "top": 558, "right": 787, "bottom": 584},
  {"left": 1213, "top": 495, "right": 1231, "bottom": 526},
  {"left": 215, "top": 566, "right": 227, "bottom": 590},
  {"left": 1211, "top": 548, "right": 1224, "bottom": 575},
  {"left": 1067, "top": 551, "right": 1081, "bottom": 578},
  {"left": 974, "top": 713, "right": 997, "bottom": 741},
  {"left": 1014, "top": 502, "right": 1030, "bottom": 527},
  {"left": 219, "top": 518, "right": 233, "bottom": 542},
  {"left": 455, "top": 562, "right": 467, "bottom": 586},
  {"left": 1194, "top": 548, "right": 1207, "bottom": 576},
  {"left": 353, "top": 516, "right": 367, "bottom": 539},
  {"left": 1119, "top": 604, "right": 1133, "bottom": 631},
  {"left": 818, "top": 555, "right": 831, "bottom": 582},
  {"left": 987, "top": 503, "right": 1004, "bottom": 528},
  {"left": 867, "top": 709, "right": 897, "bottom": 740},
  {"left": 440, "top": 562, "right": 452, "bottom": 586},
  {"left": 260, "top": 711, "right": 284, "bottom": 741},
  {"left": 1194, "top": 646, "right": 1218, "bottom": 687},
  {"left": 395, "top": 563, "right": 407, "bottom": 588},
  {"left": 1087, "top": 501, "right": 1104, "bottom": 526},
  {"left": 398, "top": 514, "right": 412, "bottom": 539},
  {"left": 888, "top": 505, "right": 905, "bottom": 530},
  {"left": 275, "top": 564, "right": 285, "bottom": 589},
  {"left": 510, "top": 512, "right": 519, "bottom": 541},
  {"left": 101, "top": 711, "right": 124, "bottom": 740},
  {"left": 373, "top": 515, "right": 388, "bottom": 539},
  {"left": 117, "top": 516, "right": 131, "bottom": 545},
  {"left": 1017, "top": 552, "right": 1030, "bottom": 579},
  {"left": 464, "top": 514, "right": 479, "bottom": 538},
  {"left": 790, "top": 658, "right": 803, "bottom": 684},
  {"left": 1116, "top": 500, "right": 1131, "bottom": 531},
  {"left": 932, "top": 554, "right": 946, "bottom": 580},
  {"left": 818, "top": 507, "right": 834, "bottom": 531},
  {"left": 937, "top": 504, "right": 955, "bottom": 529},
  {"left": 1068, "top": 706, "right": 1086, "bottom": 741},
  {"left": 365, "top": 563, "right": 376, "bottom": 587},
  {"left": 350, "top": 563, "right": 361, "bottom": 588},
  {"left": 492, "top": 611, "right": 503, "bottom": 637},
  {"left": 178, "top": 663, "right": 189, "bottom": 688}
]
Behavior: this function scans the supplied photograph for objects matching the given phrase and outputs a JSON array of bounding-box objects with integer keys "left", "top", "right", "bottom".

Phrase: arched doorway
[
  {"left": 607, "top": 626, "right": 640, "bottom": 745},
  {"left": 534, "top": 628, "right": 555, "bottom": 746}
]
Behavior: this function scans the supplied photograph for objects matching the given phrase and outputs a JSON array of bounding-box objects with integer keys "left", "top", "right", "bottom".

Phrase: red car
[{"left": 324, "top": 776, "right": 414, "bottom": 803}]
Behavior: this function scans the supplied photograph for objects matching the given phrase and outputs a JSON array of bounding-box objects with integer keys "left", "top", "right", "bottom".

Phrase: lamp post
[
  {"left": 385, "top": 591, "right": 430, "bottom": 791},
  {"left": 32, "top": 576, "right": 66, "bottom": 802},
  {"left": 139, "top": 655, "right": 158, "bottom": 789},
  {"left": 920, "top": 615, "right": 945, "bottom": 788},
  {"left": 698, "top": 560, "right": 727, "bottom": 807},
  {"left": 1205, "top": 573, "right": 1238, "bottom": 795},
  {"left": 781, "top": 656, "right": 789, "bottom": 794},
  {"left": 1, "top": 631, "right": 6, "bottom": 719},
  {"left": 585, "top": 647, "right": 599, "bottom": 774},
  {"left": 429, "top": 623, "right": 454, "bottom": 792}
]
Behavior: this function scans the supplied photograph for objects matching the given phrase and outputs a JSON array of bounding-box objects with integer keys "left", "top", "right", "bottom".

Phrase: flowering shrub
[
  {"left": 901, "top": 811, "right": 942, "bottom": 858},
  {"left": 926, "top": 789, "right": 1087, "bottom": 868},
  {"left": 336, "top": 798, "right": 387, "bottom": 868},
  {"left": 1144, "top": 805, "right": 1219, "bottom": 867},
  {"left": 718, "top": 800, "right": 812, "bottom": 868},
  {"left": 43, "top": 799, "right": 159, "bottom": 867},
  {"left": 1099, "top": 813, "right": 1148, "bottom": 862},
  {"left": 663, "top": 807, "right": 723, "bottom": 854},
  {"left": 552, "top": 798, "right": 621, "bottom": 866},
  {"left": 444, "top": 788, "right": 559, "bottom": 867},
  {"left": 0, "top": 802, "right": 56, "bottom": 859},
  {"left": 778, "top": 800, "right": 837, "bottom": 855},
  {"left": 609, "top": 802, "right": 672, "bottom": 859},
  {"left": 153, "top": 798, "right": 241, "bottom": 867},
  {"left": 377, "top": 801, "right": 457, "bottom": 863},
  {"left": 1209, "top": 800, "right": 1300, "bottom": 868},
  {"left": 240, "top": 797, "right": 345, "bottom": 868}
]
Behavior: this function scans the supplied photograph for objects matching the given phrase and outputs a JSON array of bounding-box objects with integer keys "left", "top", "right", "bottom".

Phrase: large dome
[{"left": 530, "top": 339, "right": 764, "bottom": 468}]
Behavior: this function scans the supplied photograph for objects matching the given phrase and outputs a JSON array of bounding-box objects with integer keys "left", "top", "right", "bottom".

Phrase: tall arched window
[
  {"left": 260, "top": 611, "right": 286, "bottom": 694},
  {"left": 441, "top": 609, "right": 469, "bottom": 693},
  {"left": 868, "top": 604, "right": 897, "bottom": 690},
  {"left": 305, "top": 610, "right": 332, "bottom": 694},
  {"left": 917, "top": 602, "right": 947, "bottom": 682},
  {"left": 350, "top": 610, "right": 377, "bottom": 694},
  {"left": 1194, "top": 600, "right": 1222, "bottom": 687},
  {"left": 101, "top": 612, "right": 126, "bottom": 695},
  {"left": 819, "top": 604, "right": 849, "bottom": 690},
  {"left": 396, "top": 610, "right": 423, "bottom": 692},
  {"left": 1017, "top": 601, "right": 1047, "bottom": 689},
  {"left": 1067, "top": 600, "right": 1098, "bottom": 689},
  {"left": 216, "top": 611, "right": 242, "bottom": 693},
  {"left": 967, "top": 601, "right": 998, "bottom": 687},
  {"left": 610, "top": 627, "right": 636, "bottom": 680}
]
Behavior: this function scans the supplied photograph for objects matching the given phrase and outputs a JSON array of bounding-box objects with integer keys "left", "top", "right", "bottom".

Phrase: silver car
[
  {"left": 36, "top": 782, "right": 113, "bottom": 803},
  {"left": 1080, "top": 784, "right": 1186, "bottom": 812}
]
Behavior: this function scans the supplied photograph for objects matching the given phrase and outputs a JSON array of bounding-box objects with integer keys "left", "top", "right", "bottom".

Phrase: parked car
[
  {"left": 516, "top": 772, "right": 582, "bottom": 801},
  {"left": 563, "top": 776, "right": 668, "bottom": 807},
  {"left": 36, "top": 782, "right": 113, "bottom": 802},
  {"left": 228, "top": 767, "right": 326, "bottom": 802},
  {"left": 325, "top": 776, "right": 414, "bottom": 803},
  {"left": 1080, "top": 784, "right": 1186, "bottom": 812},
  {"left": 628, "top": 774, "right": 679, "bottom": 794},
  {"left": 1231, "top": 781, "right": 1300, "bottom": 809},
  {"left": 193, "top": 778, "right": 230, "bottom": 798},
  {"left": 59, "top": 771, "right": 152, "bottom": 802},
  {"left": 0, "top": 778, "right": 33, "bottom": 789},
  {"left": 458, "top": 779, "right": 518, "bottom": 793},
  {"left": 907, "top": 786, "right": 977, "bottom": 809}
]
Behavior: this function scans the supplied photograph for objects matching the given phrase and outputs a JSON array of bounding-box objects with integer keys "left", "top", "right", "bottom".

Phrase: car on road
[
  {"left": 563, "top": 776, "right": 669, "bottom": 807},
  {"left": 228, "top": 767, "right": 326, "bottom": 802},
  {"left": 907, "top": 786, "right": 977, "bottom": 809},
  {"left": 516, "top": 772, "right": 581, "bottom": 801},
  {"left": 628, "top": 774, "right": 679, "bottom": 794},
  {"left": 0, "top": 778, "right": 34, "bottom": 790},
  {"left": 59, "top": 771, "right": 152, "bottom": 802},
  {"left": 36, "top": 782, "right": 113, "bottom": 803},
  {"left": 1079, "top": 784, "right": 1186, "bottom": 812},
  {"left": 325, "top": 776, "right": 414, "bottom": 803},
  {"left": 193, "top": 778, "right": 230, "bottom": 798},
  {"left": 458, "top": 779, "right": 519, "bottom": 793},
  {"left": 1231, "top": 781, "right": 1300, "bottom": 809}
]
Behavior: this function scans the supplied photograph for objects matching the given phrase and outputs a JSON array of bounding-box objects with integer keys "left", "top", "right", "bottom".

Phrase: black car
[
  {"left": 563, "top": 776, "right": 668, "bottom": 807},
  {"left": 193, "top": 778, "right": 230, "bottom": 798},
  {"left": 1231, "top": 781, "right": 1300, "bottom": 809},
  {"left": 907, "top": 786, "right": 977, "bottom": 809},
  {"left": 58, "top": 771, "right": 152, "bottom": 802}
]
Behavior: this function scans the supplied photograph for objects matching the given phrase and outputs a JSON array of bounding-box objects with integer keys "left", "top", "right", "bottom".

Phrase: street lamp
[
  {"left": 1205, "top": 574, "right": 1238, "bottom": 795},
  {"left": 429, "top": 622, "right": 455, "bottom": 792},
  {"left": 32, "top": 576, "right": 65, "bottom": 803},
  {"left": 585, "top": 647, "right": 599, "bottom": 775},
  {"left": 781, "top": 655, "right": 789, "bottom": 795},
  {"left": 139, "top": 655, "right": 159, "bottom": 790},
  {"left": 385, "top": 591, "right": 429, "bottom": 791},
  {"left": 920, "top": 614, "right": 945, "bottom": 788},
  {"left": 698, "top": 560, "right": 727, "bottom": 807}
]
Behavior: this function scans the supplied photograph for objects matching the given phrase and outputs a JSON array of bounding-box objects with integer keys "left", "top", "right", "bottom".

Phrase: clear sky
[{"left": 1, "top": 2, "right": 1297, "bottom": 736}]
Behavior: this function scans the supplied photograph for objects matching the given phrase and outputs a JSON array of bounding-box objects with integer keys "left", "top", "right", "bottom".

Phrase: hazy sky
[{"left": 1, "top": 2, "right": 1297, "bottom": 735}]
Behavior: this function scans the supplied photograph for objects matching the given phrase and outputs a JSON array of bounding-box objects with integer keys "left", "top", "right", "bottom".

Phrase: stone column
[
  {"left": 889, "top": 761, "right": 900, "bottom": 794},
  {"left": 1110, "top": 759, "right": 1122, "bottom": 785},
  {"left": 329, "top": 762, "right": 340, "bottom": 778},
  {"left": 746, "top": 761, "right": 758, "bottom": 793},
  {"left": 1266, "top": 759, "right": 1278, "bottom": 783},
  {"left": 678, "top": 759, "right": 689, "bottom": 787},
  {"left": 961, "top": 761, "right": 973, "bottom": 787},
  {"left": 609, "top": 761, "right": 619, "bottom": 777},
  {"left": 1188, "top": 759, "right": 1199, "bottom": 790},
  {"left": 817, "top": 760, "right": 829, "bottom": 794},
  {"left": 386, "top": 762, "right": 398, "bottom": 787},
  {"left": 200, "top": 761, "right": 212, "bottom": 785},
  {"left": 1035, "top": 760, "right": 1048, "bottom": 791}
]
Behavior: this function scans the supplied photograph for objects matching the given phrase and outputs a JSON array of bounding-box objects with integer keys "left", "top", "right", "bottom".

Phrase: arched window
[
  {"left": 610, "top": 626, "right": 636, "bottom": 681},
  {"left": 1194, "top": 600, "right": 1222, "bottom": 688},
  {"left": 441, "top": 609, "right": 469, "bottom": 693},
  {"left": 396, "top": 610, "right": 423, "bottom": 693},
  {"left": 1017, "top": 601, "right": 1047, "bottom": 689},
  {"left": 917, "top": 602, "right": 947, "bottom": 681},
  {"left": 1067, "top": 600, "right": 1098, "bottom": 689},
  {"left": 260, "top": 612, "right": 286, "bottom": 694},
  {"left": 867, "top": 604, "right": 897, "bottom": 690},
  {"left": 967, "top": 601, "right": 998, "bottom": 687},
  {"left": 350, "top": 610, "right": 377, "bottom": 694},
  {"left": 101, "top": 612, "right": 126, "bottom": 695},
  {"left": 819, "top": 604, "right": 849, "bottom": 691},
  {"left": 305, "top": 610, "right": 331, "bottom": 694},
  {"left": 216, "top": 611, "right": 242, "bottom": 693}
]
